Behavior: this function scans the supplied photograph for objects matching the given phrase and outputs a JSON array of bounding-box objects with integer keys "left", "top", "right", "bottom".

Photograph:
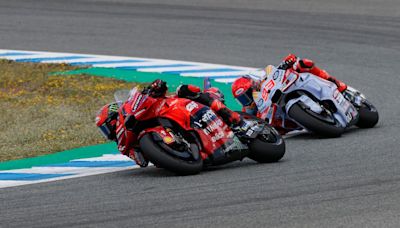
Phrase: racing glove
[
  {"left": 176, "top": 84, "right": 201, "bottom": 99},
  {"left": 279, "top": 53, "right": 298, "bottom": 70}
]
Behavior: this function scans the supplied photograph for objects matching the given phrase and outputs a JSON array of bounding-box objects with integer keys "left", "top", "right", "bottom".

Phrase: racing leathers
[
  {"left": 176, "top": 84, "right": 242, "bottom": 126},
  {"left": 115, "top": 82, "right": 242, "bottom": 167}
]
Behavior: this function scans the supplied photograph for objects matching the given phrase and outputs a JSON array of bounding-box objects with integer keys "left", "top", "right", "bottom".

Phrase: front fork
[{"left": 343, "top": 86, "right": 364, "bottom": 108}]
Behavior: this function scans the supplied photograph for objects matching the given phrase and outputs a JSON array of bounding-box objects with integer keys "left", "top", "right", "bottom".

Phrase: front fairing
[{"left": 255, "top": 67, "right": 291, "bottom": 122}]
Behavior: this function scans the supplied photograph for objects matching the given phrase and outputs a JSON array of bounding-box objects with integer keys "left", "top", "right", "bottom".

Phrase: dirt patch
[{"left": 0, "top": 60, "right": 138, "bottom": 161}]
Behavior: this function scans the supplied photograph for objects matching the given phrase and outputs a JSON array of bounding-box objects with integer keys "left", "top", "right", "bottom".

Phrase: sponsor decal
[
  {"left": 261, "top": 80, "right": 275, "bottom": 100},
  {"left": 272, "top": 71, "right": 279, "bottom": 80},
  {"left": 235, "top": 88, "right": 244, "bottom": 96},
  {"left": 132, "top": 94, "right": 143, "bottom": 111},
  {"left": 203, "top": 119, "right": 223, "bottom": 135},
  {"left": 163, "top": 136, "right": 174, "bottom": 144},
  {"left": 201, "top": 109, "right": 216, "bottom": 123},
  {"left": 211, "top": 131, "right": 224, "bottom": 143},
  {"left": 333, "top": 89, "right": 340, "bottom": 99},
  {"left": 186, "top": 101, "right": 198, "bottom": 112}
]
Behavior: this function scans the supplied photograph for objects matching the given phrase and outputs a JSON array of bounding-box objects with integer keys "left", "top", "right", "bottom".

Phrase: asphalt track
[{"left": 1, "top": 0, "right": 400, "bottom": 227}]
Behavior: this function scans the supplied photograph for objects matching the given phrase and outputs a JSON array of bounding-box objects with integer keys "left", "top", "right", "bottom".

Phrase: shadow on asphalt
[
  {"left": 286, "top": 125, "right": 380, "bottom": 141},
  {"left": 118, "top": 158, "right": 279, "bottom": 178}
]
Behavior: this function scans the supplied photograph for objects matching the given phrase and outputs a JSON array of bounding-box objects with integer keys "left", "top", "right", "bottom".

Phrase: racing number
[{"left": 261, "top": 80, "right": 275, "bottom": 100}]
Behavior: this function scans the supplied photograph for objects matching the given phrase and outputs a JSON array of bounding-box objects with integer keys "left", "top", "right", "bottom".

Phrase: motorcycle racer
[
  {"left": 232, "top": 54, "right": 348, "bottom": 134},
  {"left": 96, "top": 79, "right": 242, "bottom": 166}
]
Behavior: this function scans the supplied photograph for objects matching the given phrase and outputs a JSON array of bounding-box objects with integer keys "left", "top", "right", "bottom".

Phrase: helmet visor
[{"left": 236, "top": 89, "right": 254, "bottom": 106}]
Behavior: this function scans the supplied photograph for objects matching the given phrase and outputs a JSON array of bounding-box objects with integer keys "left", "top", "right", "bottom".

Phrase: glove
[
  {"left": 277, "top": 53, "right": 298, "bottom": 70},
  {"left": 283, "top": 54, "right": 297, "bottom": 67},
  {"left": 176, "top": 84, "right": 200, "bottom": 99}
]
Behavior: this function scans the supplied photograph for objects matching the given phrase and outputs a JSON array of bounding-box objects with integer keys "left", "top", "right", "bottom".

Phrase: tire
[
  {"left": 288, "top": 103, "right": 344, "bottom": 138},
  {"left": 248, "top": 125, "right": 286, "bottom": 163},
  {"left": 356, "top": 102, "right": 379, "bottom": 128},
  {"left": 236, "top": 112, "right": 285, "bottom": 163},
  {"left": 139, "top": 133, "right": 203, "bottom": 175}
]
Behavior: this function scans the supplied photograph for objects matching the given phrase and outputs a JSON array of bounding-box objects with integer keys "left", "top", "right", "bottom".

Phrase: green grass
[{"left": 0, "top": 60, "right": 138, "bottom": 162}]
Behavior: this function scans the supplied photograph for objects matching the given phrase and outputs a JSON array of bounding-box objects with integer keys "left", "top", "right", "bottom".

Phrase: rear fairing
[
  {"left": 284, "top": 73, "right": 358, "bottom": 127},
  {"left": 158, "top": 99, "right": 246, "bottom": 164}
]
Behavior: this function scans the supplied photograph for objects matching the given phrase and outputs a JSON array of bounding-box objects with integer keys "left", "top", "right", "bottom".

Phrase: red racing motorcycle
[{"left": 116, "top": 87, "right": 285, "bottom": 175}]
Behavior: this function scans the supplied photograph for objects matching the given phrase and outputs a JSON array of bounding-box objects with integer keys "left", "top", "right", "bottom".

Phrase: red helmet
[
  {"left": 204, "top": 87, "right": 225, "bottom": 103},
  {"left": 95, "top": 102, "right": 119, "bottom": 141},
  {"left": 232, "top": 76, "right": 255, "bottom": 106},
  {"left": 143, "top": 79, "right": 168, "bottom": 97}
]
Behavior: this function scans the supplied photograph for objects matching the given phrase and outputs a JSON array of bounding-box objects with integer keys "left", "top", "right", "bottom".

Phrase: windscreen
[{"left": 114, "top": 87, "right": 140, "bottom": 107}]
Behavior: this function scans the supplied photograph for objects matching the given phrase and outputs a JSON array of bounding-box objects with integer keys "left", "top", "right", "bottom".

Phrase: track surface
[{"left": 1, "top": 0, "right": 400, "bottom": 227}]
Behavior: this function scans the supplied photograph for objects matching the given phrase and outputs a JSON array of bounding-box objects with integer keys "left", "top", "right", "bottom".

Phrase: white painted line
[
  {"left": 0, "top": 181, "right": 33, "bottom": 188},
  {"left": 214, "top": 78, "right": 238, "bottom": 83},
  {"left": 73, "top": 154, "right": 132, "bottom": 162},
  {"left": 0, "top": 49, "right": 255, "bottom": 71},
  {"left": 4, "top": 53, "right": 84, "bottom": 61},
  {"left": 0, "top": 166, "right": 136, "bottom": 175},
  {"left": 181, "top": 71, "right": 250, "bottom": 77},
  {"left": 0, "top": 166, "right": 138, "bottom": 188},
  {"left": 137, "top": 65, "right": 230, "bottom": 73},
  {"left": 40, "top": 57, "right": 132, "bottom": 64},
  {"left": 0, "top": 50, "right": 37, "bottom": 55},
  {"left": 92, "top": 60, "right": 179, "bottom": 68}
]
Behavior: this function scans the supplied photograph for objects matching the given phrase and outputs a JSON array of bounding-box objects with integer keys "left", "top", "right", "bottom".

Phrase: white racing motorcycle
[{"left": 253, "top": 65, "right": 379, "bottom": 137}]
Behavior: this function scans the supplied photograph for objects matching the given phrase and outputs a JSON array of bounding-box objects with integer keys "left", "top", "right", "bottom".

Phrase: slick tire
[
  {"left": 236, "top": 112, "right": 285, "bottom": 163},
  {"left": 288, "top": 103, "right": 344, "bottom": 138},
  {"left": 248, "top": 125, "right": 286, "bottom": 163},
  {"left": 356, "top": 103, "right": 379, "bottom": 128},
  {"left": 139, "top": 133, "right": 203, "bottom": 175}
]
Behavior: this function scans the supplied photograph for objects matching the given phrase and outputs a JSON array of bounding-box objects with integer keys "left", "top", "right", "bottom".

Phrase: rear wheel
[
  {"left": 248, "top": 125, "right": 285, "bottom": 163},
  {"left": 236, "top": 112, "right": 285, "bottom": 163},
  {"left": 356, "top": 101, "right": 379, "bottom": 128},
  {"left": 288, "top": 102, "right": 344, "bottom": 138},
  {"left": 139, "top": 132, "right": 203, "bottom": 175}
]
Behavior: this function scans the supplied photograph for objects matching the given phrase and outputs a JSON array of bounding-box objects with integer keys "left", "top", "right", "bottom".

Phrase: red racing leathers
[
  {"left": 115, "top": 84, "right": 241, "bottom": 166},
  {"left": 282, "top": 54, "right": 347, "bottom": 92}
]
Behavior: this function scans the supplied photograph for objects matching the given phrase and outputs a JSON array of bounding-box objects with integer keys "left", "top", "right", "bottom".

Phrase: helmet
[
  {"left": 204, "top": 87, "right": 225, "bottom": 103},
  {"left": 143, "top": 79, "right": 167, "bottom": 97},
  {"left": 232, "top": 76, "right": 255, "bottom": 106},
  {"left": 95, "top": 102, "right": 119, "bottom": 141}
]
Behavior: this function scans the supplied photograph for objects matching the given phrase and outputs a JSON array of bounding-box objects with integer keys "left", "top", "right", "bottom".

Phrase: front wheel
[
  {"left": 248, "top": 125, "right": 286, "bottom": 163},
  {"left": 356, "top": 101, "right": 379, "bottom": 128},
  {"left": 139, "top": 133, "right": 203, "bottom": 175},
  {"left": 288, "top": 102, "right": 344, "bottom": 138}
]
